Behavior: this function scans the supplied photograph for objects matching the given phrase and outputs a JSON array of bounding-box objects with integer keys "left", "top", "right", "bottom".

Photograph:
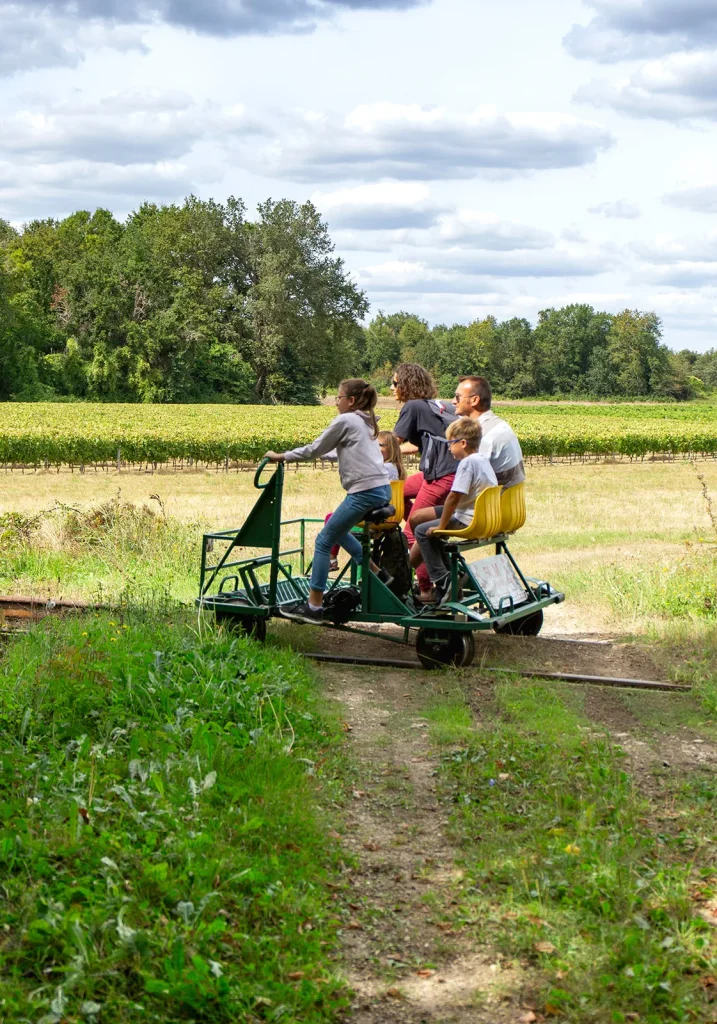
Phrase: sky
[{"left": 1, "top": 0, "right": 716, "bottom": 351}]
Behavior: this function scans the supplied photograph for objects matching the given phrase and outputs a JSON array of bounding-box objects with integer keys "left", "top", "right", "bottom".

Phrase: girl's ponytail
[{"left": 340, "top": 378, "right": 379, "bottom": 438}]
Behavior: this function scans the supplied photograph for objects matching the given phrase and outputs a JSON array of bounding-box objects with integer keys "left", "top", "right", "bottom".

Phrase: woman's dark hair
[
  {"left": 341, "top": 378, "right": 379, "bottom": 438},
  {"left": 394, "top": 363, "right": 437, "bottom": 402}
]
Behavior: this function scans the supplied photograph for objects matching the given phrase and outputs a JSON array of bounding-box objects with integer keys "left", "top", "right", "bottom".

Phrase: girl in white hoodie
[{"left": 264, "top": 379, "right": 391, "bottom": 624}]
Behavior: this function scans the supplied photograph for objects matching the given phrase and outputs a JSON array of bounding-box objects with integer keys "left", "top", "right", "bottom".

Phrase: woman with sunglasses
[
  {"left": 264, "top": 378, "right": 392, "bottom": 624},
  {"left": 391, "top": 363, "right": 459, "bottom": 602}
]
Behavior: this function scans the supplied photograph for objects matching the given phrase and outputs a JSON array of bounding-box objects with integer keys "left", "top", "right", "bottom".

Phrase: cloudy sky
[{"left": 1, "top": 0, "right": 716, "bottom": 350}]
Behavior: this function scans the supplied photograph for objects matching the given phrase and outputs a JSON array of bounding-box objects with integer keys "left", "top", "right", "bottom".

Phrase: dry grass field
[{"left": 2, "top": 458, "right": 716, "bottom": 643}]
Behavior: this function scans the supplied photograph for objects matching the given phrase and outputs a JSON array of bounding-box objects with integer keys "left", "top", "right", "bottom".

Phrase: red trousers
[{"left": 403, "top": 471, "right": 456, "bottom": 592}]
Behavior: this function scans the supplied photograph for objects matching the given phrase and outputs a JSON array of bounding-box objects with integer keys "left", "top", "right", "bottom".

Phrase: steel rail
[
  {"left": 304, "top": 652, "right": 690, "bottom": 693},
  {"left": 0, "top": 596, "right": 691, "bottom": 693}
]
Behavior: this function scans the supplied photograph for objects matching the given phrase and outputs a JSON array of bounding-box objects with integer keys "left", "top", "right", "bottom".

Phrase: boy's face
[{"left": 448, "top": 437, "right": 473, "bottom": 461}]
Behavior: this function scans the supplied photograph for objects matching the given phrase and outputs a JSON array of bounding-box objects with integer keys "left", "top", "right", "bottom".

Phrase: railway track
[{"left": 0, "top": 595, "right": 690, "bottom": 694}]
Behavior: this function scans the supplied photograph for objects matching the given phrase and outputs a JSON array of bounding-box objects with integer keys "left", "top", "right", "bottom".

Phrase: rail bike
[{"left": 196, "top": 459, "right": 564, "bottom": 669}]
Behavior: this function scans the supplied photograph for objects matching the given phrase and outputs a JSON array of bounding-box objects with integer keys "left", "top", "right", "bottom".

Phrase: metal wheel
[
  {"left": 494, "top": 608, "right": 543, "bottom": 637},
  {"left": 415, "top": 628, "right": 475, "bottom": 670},
  {"left": 215, "top": 610, "right": 267, "bottom": 642}
]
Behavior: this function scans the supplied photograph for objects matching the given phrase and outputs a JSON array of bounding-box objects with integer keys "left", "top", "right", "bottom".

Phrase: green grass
[
  {"left": 0, "top": 613, "right": 350, "bottom": 1023},
  {"left": 430, "top": 681, "right": 717, "bottom": 1024},
  {"left": 0, "top": 497, "right": 202, "bottom": 604},
  {"left": 424, "top": 691, "right": 475, "bottom": 746}
]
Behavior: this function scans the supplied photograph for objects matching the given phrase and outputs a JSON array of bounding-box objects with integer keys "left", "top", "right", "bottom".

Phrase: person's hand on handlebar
[{"left": 264, "top": 451, "right": 285, "bottom": 463}]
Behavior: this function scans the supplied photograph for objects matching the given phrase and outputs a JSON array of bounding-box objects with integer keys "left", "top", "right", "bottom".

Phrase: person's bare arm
[
  {"left": 393, "top": 433, "right": 419, "bottom": 456},
  {"left": 427, "top": 491, "right": 461, "bottom": 535}
]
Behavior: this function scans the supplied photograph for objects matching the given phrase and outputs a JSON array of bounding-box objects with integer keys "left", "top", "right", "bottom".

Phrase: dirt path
[{"left": 323, "top": 665, "right": 534, "bottom": 1024}]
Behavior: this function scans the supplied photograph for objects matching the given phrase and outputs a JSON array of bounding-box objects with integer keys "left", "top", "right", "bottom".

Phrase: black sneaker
[
  {"left": 375, "top": 567, "right": 394, "bottom": 587},
  {"left": 282, "top": 601, "right": 324, "bottom": 625}
]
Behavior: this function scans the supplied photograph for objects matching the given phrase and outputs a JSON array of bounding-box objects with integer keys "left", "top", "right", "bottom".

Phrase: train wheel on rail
[
  {"left": 215, "top": 611, "right": 267, "bottom": 642},
  {"left": 493, "top": 608, "right": 543, "bottom": 637},
  {"left": 416, "top": 628, "right": 475, "bottom": 670}
]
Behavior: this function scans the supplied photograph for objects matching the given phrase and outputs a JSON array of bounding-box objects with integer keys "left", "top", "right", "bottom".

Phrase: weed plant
[
  {"left": 0, "top": 495, "right": 202, "bottom": 604},
  {"left": 436, "top": 682, "right": 717, "bottom": 1024},
  {"left": 0, "top": 613, "right": 349, "bottom": 1022}
]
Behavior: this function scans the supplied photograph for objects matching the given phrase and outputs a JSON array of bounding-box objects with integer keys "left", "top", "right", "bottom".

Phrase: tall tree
[
  {"left": 246, "top": 200, "right": 367, "bottom": 402},
  {"left": 534, "top": 304, "right": 613, "bottom": 394}
]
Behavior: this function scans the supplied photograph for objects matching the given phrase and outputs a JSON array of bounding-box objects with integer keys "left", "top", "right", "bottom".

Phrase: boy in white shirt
[{"left": 412, "top": 417, "right": 497, "bottom": 603}]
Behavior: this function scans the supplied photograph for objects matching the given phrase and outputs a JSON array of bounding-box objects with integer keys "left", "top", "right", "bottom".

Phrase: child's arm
[
  {"left": 265, "top": 419, "right": 345, "bottom": 463},
  {"left": 427, "top": 491, "right": 461, "bottom": 535}
]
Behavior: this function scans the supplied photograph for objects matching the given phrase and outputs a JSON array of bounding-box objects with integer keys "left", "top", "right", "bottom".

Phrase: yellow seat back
[
  {"left": 431, "top": 485, "right": 502, "bottom": 541},
  {"left": 359, "top": 478, "right": 405, "bottom": 532},
  {"left": 499, "top": 481, "right": 526, "bottom": 534},
  {"left": 387, "top": 478, "right": 405, "bottom": 524}
]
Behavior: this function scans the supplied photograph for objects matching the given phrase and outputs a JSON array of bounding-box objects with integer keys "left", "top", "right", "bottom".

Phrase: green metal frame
[{"left": 197, "top": 459, "right": 564, "bottom": 638}]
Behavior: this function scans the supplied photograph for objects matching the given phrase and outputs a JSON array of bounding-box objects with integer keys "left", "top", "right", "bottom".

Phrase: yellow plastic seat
[
  {"left": 386, "top": 478, "right": 405, "bottom": 525},
  {"left": 359, "top": 478, "right": 405, "bottom": 531},
  {"left": 432, "top": 485, "right": 502, "bottom": 542},
  {"left": 499, "top": 481, "right": 526, "bottom": 534}
]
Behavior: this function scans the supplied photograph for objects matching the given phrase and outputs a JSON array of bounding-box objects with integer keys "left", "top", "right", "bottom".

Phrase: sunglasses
[{"left": 390, "top": 379, "right": 399, "bottom": 388}]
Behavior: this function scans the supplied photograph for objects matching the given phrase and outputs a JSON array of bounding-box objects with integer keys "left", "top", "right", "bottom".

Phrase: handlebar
[{"left": 254, "top": 457, "right": 282, "bottom": 489}]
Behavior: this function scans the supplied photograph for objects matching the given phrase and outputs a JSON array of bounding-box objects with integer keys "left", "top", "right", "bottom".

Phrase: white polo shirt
[{"left": 478, "top": 410, "right": 525, "bottom": 488}]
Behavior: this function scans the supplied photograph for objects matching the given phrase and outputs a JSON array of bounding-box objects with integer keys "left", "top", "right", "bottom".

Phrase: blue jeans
[{"left": 311, "top": 485, "right": 392, "bottom": 593}]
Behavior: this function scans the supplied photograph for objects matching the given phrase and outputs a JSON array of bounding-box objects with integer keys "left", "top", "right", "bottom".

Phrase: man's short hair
[
  {"left": 459, "top": 375, "right": 492, "bottom": 409},
  {"left": 446, "top": 416, "right": 481, "bottom": 451}
]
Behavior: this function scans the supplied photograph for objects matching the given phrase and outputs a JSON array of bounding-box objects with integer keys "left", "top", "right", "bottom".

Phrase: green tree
[
  {"left": 246, "top": 200, "right": 367, "bottom": 403},
  {"left": 607, "top": 310, "right": 668, "bottom": 397},
  {"left": 495, "top": 318, "right": 540, "bottom": 396},
  {"left": 534, "top": 304, "right": 613, "bottom": 394}
]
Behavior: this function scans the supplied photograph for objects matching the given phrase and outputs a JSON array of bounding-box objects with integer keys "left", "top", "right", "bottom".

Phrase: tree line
[
  {"left": 363, "top": 310, "right": 715, "bottom": 402},
  {"left": 0, "top": 195, "right": 713, "bottom": 404}
]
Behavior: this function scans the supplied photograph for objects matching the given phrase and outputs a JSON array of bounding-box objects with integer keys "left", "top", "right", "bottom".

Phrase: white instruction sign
[{"left": 468, "top": 554, "right": 529, "bottom": 611}]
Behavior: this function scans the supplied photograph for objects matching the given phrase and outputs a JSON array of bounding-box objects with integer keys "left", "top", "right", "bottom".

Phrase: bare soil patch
[
  {"left": 584, "top": 684, "right": 717, "bottom": 777},
  {"left": 322, "top": 666, "right": 534, "bottom": 1023}
]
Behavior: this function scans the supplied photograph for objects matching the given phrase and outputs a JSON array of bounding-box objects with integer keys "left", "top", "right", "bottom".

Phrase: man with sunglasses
[{"left": 453, "top": 375, "right": 525, "bottom": 489}]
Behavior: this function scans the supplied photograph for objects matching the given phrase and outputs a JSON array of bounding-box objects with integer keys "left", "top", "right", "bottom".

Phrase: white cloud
[
  {"left": 632, "top": 233, "right": 717, "bottom": 264},
  {"left": 436, "top": 212, "right": 554, "bottom": 250},
  {"left": 312, "top": 182, "right": 447, "bottom": 229},
  {"left": 577, "top": 51, "right": 717, "bottom": 122},
  {"left": 356, "top": 258, "right": 504, "bottom": 295},
  {"left": 663, "top": 184, "right": 717, "bottom": 213},
  {"left": 589, "top": 199, "right": 641, "bottom": 219},
  {"left": 0, "top": 93, "right": 261, "bottom": 165},
  {"left": 0, "top": 0, "right": 431, "bottom": 75},
  {"left": 645, "top": 263, "right": 717, "bottom": 288},
  {"left": 10, "top": 0, "right": 430, "bottom": 34},
  {"left": 330, "top": 204, "right": 555, "bottom": 253},
  {"left": 244, "top": 102, "right": 614, "bottom": 182},
  {"left": 564, "top": 0, "right": 717, "bottom": 63},
  {"left": 0, "top": 8, "right": 147, "bottom": 76},
  {"left": 437, "top": 246, "right": 611, "bottom": 278}
]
